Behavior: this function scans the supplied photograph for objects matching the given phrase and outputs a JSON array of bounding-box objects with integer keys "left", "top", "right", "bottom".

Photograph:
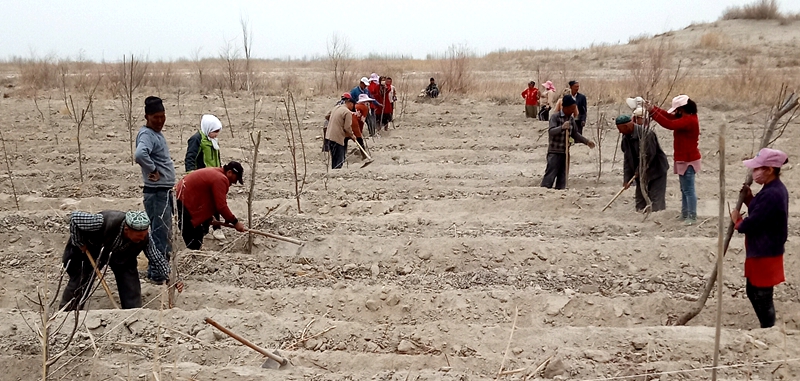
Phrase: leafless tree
[
  {"left": 327, "top": 33, "right": 352, "bottom": 91},
  {"left": 247, "top": 131, "right": 262, "bottom": 253},
  {"left": 0, "top": 129, "right": 19, "bottom": 210},
  {"left": 220, "top": 38, "right": 242, "bottom": 92},
  {"left": 241, "top": 17, "right": 254, "bottom": 93},
  {"left": 190, "top": 47, "right": 208, "bottom": 90},
  {"left": 115, "top": 54, "right": 149, "bottom": 165},
  {"left": 61, "top": 68, "right": 100, "bottom": 183},
  {"left": 281, "top": 91, "right": 308, "bottom": 213},
  {"left": 440, "top": 43, "right": 473, "bottom": 94}
]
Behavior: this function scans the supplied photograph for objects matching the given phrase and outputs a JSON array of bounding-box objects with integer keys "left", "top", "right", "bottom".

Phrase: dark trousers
[
  {"left": 366, "top": 111, "right": 377, "bottom": 136},
  {"left": 576, "top": 120, "right": 586, "bottom": 135},
  {"left": 634, "top": 175, "right": 667, "bottom": 212},
  {"left": 143, "top": 188, "right": 173, "bottom": 279},
  {"left": 329, "top": 140, "right": 347, "bottom": 169},
  {"left": 541, "top": 153, "right": 567, "bottom": 190},
  {"left": 538, "top": 106, "right": 550, "bottom": 121},
  {"left": 60, "top": 243, "right": 141, "bottom": 310},
  {"left": 746, "top": 279, "right": 776, "bottom": 328},
  {"left": 177, "top": 200, "right": 210, "bottom": 250}
]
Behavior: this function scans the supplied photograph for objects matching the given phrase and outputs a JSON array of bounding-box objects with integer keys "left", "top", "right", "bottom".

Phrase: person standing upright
[
  {"left": 646, "top": 95, "right": 702, "bottom": 225},
  {"left": 568, "top": 81, "right": 587, "bottom": 134},
  {"left": 521, "top": 81, "right": 540, "bottom": 119},
  {"left": 134, "top": 96, "right": 175, "bottom": 279},
  {"left": 185, "top": 114, "right": 226, "bottom": 241},
  {"left": 540, "top": 81, "right": 557, "bottom": 121},
  {"left": 730, "top": 148, "right": 790, "bottom": 328}
]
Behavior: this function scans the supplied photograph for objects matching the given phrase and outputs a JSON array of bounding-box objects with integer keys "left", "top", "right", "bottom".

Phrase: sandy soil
[{"left": 1, "top": 21, "right": 800, "bottom": 381}]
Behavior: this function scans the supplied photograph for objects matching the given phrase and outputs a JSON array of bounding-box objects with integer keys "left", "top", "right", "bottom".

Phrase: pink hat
[
  {"left": 743, "top": 148, "right": 788, "bottom": 168},
  {"left": 667, "top": 95, "right": 690, "bottom": 113},
  {"left": 544, "top": 81, "right": 555, "bottom": 91},
  {"left": 369, "top": 73, "right": 379, "bottom": 82}
]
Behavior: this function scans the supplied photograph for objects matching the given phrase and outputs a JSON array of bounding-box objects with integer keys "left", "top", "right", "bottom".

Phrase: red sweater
[
  {"left": 368, "top": 82, "right": 381, "bottom": 110},
  {"left": 175, "top": 167, "right": 237, "bottom": 227},
  {"left": 650, "top": 106, "right": 701, "bottom": 162},
  {"left": 521, "top": 87, "right": 539, "bottom": 106}
]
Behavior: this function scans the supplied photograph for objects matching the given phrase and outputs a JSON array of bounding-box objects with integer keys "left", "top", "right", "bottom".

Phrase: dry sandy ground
[{"left": 1, "top": 21, "right": 800, "bottom": 381}]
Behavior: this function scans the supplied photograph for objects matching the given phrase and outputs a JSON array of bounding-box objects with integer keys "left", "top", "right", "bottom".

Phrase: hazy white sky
[{"left": 2, "top": 0, "right": 799, "bottom": 62}]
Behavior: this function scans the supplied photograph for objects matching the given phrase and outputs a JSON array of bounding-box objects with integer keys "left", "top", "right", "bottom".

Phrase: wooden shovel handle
[
  {"left": 204, "top": 318, "right": 287, "bottom": 365},
  {"left": 211, "top": 221, "right": 304, "bottom": 246},
  {"left": 84, "top": 249, "right": 120, "bottom": 309}
]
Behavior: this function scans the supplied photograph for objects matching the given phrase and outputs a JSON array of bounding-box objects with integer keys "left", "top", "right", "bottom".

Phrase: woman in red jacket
[{"left": 646, "top": 95, "right": 701, "bottom": 225}]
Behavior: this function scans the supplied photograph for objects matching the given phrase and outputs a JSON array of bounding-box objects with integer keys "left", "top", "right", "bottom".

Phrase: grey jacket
[{"left": 135, "top": 126, "right": 176, "bottom": 188}]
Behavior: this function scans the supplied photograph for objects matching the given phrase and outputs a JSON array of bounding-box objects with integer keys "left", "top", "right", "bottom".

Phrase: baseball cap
[
  {"left": 224, "top": 161, "right": 245, "bottom": 184},
  {"left": 743, "top": 148, "right": 788, "bottom": 169},
  {"left": 360, "top": 77, "right": 370, "bottom": 86}
]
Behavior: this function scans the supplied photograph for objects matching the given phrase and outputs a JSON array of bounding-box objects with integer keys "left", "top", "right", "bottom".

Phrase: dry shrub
[
  {"left": 626, "top": 38, "right": 676, "bottom": 101},
  {"left": 721, "top": 0, "right": 780, "bottom": 20},
  {"left": 628, "top": 34, "right": 651, "bottom": 45},
  {"left": 438, "top": 43, "right": 473, "bottom": 94},
  {"left": 15, "top": 55, "right": 61, "bottom": 90},
  {"left": 698, "top": 32, "right": 725, "bottom": 49}
]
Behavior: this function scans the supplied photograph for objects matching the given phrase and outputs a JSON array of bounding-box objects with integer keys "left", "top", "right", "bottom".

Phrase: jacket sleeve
[
  {"left": 651, "top": 107, "right": 695, "bottom": 131},
  {"left": 521, "top": 89, "right": 527, "bottom": 99},
  {"left": 571, "top": 120, "right": 591, "bottom": 145},
  {"left": 622, "top": 140, "right": 635, "bottom": 184},
  {"left": 737, "top": 191, "right": 777, "bottom": 234},
  {"left": 548, "top": 115, "right": 562, "bottom": 136},
  {"left": 212, "top": 178, "right": 237, "bottom": 223},
  {"left": 143, "top": 236, "right": 170, "bottom": 281},
  {"left": 185, "top": 133, "right": 201, "bottom": 172},
  {"left": 69, "top": 211, "right": 104, "bottom": 248},
  {"left": 134, "top": 131, "right": 157, "bottom": 173}
]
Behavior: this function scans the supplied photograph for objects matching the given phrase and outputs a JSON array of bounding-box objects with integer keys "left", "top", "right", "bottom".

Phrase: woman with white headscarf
[
  {"left": 185, "top": 114, "right": 226, "bottom": 240},
  {"left": 186, "top": 115, "right": 223, "bottom": 172}
]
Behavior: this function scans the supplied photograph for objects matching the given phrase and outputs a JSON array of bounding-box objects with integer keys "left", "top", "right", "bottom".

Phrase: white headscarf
[{"left": 200, "top": 114, "right": 223, "bottom": 150}]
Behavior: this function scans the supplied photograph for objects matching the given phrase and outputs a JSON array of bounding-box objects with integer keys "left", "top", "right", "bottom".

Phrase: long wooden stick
[
  {"left": 602, "top": 176, "right": 637, "bottom": 212},
  {"left": 711, "top": 124, "right": 726, "bottom": 381},
  {"left": 211, "top": 221, "right": 304, "bottom": 246},
  {"left": 83, "top": 250, "right": 119, "bottom": 309},
  {"left": 204, "top": 318, "right": 288, "bottom": 366},
  {"left": 675, "top": 89, "right": 798, "bottom": 325}
]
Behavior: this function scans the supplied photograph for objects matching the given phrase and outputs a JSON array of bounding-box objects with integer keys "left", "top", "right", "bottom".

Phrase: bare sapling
[
  {"left": 440, "top": 43, "right": 473, "bottom": 94},
  {"left": 327, "top": 33, "right": 352, "bottom": 90},
  {"left": 281, "top": 91, "right": 309, "bottom": 213},
  {"left": 218, "top": 87, "right": 235, "bottom": 138},
  {"left": 593, "top": 105, "right": 608, "bottom": 182},
  {"left": 176, "top": 88, "right": 184, "bottom": 142},
  {"left": 0, "top": 129, "right": 20, "bottom": 210},
  {"left": 241, "top": 17, "right": 253, "bottom": 93},
  {"left": 17, "top": 264, "right": 81, "bottom": 380},
  {"left": 247, "top": 130, "right": 262, "bottom": 253},
  {"left": 219, "top": 38, "right": 242, "bottom": 92},
  {"left": 61, "top": 69, "right": 101, "bottom": 183},
  {"left": 116, "top": 54, "right": 149, "bottom": 165},
  {"left": 674, "top": 86, "right": 799, "bottom": 326}
]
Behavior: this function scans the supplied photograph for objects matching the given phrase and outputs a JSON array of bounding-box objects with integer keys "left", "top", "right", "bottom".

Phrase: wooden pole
[
  {"left": 84, "top": 250, "right": 120, "bottom": 309},
  {"left": 712, "top": 124, "right": 726, "bottom": 381}
]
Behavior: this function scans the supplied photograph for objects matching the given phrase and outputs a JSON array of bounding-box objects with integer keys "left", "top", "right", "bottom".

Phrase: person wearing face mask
[
  {"left": 646, "top": 95, "right": 701, "bottom": 225},
  {"left": 730, "top": 148, "right": 789, "bottom": 328}
]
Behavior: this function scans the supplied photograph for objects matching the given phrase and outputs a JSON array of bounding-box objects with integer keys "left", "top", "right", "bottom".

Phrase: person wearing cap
[
  {"left": 326, "top": 96, "right": 358, "bottom": 169},
  {"left": 350, "top": 77, "right": 371, "bottom": 105},
  {"left": 185, "top": 114, "right": 227, "bottom": 241},
  {"left": 59, "top": 210, "right": 177, "bottom": 310},
  {"left": 323, "top": 93, "right": 353, "bottom": 153},
  {"left": 425, "top": 78, "right": 439, "bottom": 98},
  {"left": 540, "top": 95, "right": 596, "bottom": 189},
  {"left": 521, "top": 81, "right": 540, "bottom": 119},
  {"left": 615, "top": 115, "right": 669, "bottom": 212},
  {"left": 646, "top": 95, "right": 701, "bottom": 225},
  {"left": 567, "top": 81, "right": 588, "bottom": 134},
  {"left": 134, "top": 96, "right": 176, "bottom": 279},
  {"left": 730, "top": 148, "right": 790, "bottom": 328},
  {"left": 352, "top": 94, "right": 372, "bottom": 159},
  {"left": 175, "top": 161, "right": 246, "bottom": 250}
]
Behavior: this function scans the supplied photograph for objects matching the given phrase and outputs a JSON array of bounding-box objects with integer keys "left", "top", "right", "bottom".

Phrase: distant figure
[
  {"left": 425, "top": 78, "right": 439, "bottom": 98},
  {"left": 521, "top": 81, "right": 540, "bottom": 119},
  {"left": 568, "top": 80, "right": 588, "bottom": 135},
  {"left": 646, "top": 95, "right": 701, "bottom": 225},
  {"left": 730, "top": 148, "right": 789, "bottom": 329},
  {"left": 540, "top": 95, "right": 595, "bottom": 189},
  {"left": 377, "top": 77, "right": 396, "bottom": 131},
  {"left": 540, "top": 81, "right": 557, "bottom": 121},
  {"left": 553, "top": 88, "right": 576, "bottom": 117},
  {"left": 615, "top": 114, "right": 669, "bottom": 212}
]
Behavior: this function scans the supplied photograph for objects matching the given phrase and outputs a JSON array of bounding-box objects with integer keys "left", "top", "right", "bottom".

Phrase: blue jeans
[
  {"left": 143, "top": 188, "right": 174, "bottom": 279},
  {"left": 678, "top": 166, "right": 697, "bottom": 219}
]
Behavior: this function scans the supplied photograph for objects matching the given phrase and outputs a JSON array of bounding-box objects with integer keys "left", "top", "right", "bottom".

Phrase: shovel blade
[
  {"left": 261, "top": 351, "right": 290, "bottom": 370},
  {"left": 360, "top": 159, "right": 374, "bottom": 168}
]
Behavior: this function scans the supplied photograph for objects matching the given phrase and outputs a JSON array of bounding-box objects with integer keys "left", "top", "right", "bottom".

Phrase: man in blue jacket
[{"left": 134, "top": 96, "right": 176, "bottom": 280}]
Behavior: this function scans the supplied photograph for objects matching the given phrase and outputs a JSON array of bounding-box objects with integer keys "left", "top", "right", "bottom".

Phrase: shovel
[
  {"left": 352, "top": 139, "right": 374, "bottom": 168},
  {"left": 211, "top": 221, "right": 306, "bottom": 255},
  {"left": 205, "top": 317, "right": 290, "bottom": 369}
]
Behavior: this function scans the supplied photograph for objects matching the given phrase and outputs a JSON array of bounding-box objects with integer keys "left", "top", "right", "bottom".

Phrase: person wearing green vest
[{"left": 185, "top": 114, "right": 226, "bottom": 240}]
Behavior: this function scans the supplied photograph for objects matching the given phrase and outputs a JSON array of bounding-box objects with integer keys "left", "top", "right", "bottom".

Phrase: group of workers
[{"left": 60, "top": 97, "right": 246, "bottom": 311}]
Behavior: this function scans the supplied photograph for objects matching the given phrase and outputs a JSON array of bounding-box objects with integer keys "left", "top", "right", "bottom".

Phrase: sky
[{"left": 2, "top": 0, "right": 800, "bottom": 62}]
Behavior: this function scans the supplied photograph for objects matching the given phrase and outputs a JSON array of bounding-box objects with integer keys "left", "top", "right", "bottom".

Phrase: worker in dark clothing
[
  {"left": 568, "top": 80, "right": 588, "bottom": 135},
  {"left": 59, "top": 210, "right": 178, "bottom": 310},
  {"left": 540, "top": 95, "right": 595, "bottom": 189},
  {"left": 615, "top": 115, "right": 670, "bottom": 212}
]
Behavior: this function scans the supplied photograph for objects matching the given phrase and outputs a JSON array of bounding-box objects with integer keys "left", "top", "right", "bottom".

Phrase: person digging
[
  {"left": 615, "top": 114, "right": 669, "bottom": 212},
  {"left": 175, "top": 161, "right": 246, "bottom": 250},
  {"left": 59, "top": 210, "right": 182, "bottom": 311},
  {"left": 540, "top": 95, "right": 595, "bottom": 189}
]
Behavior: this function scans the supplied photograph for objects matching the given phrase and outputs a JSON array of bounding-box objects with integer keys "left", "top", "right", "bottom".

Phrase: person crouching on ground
[
  {"left": 175, "top": 161, "right": 246, "bottom": 250},
  {"left": 59, "top": 210, "right": 179, "bottom": 310},
  {"left": 646, "top": 95, "right": 701, "bottom": 225},
  {"left": 325, "top": 95, "right": 357, "bottom": 169},
  {"left": 615, "top": 115, "right": 669, "bottom": 212},
  {"left": 186, "top": 114, "right": 227, "bottom": 241},
  {"left": 521, "top": 81, "right": 540, "bottom": 119},
  {"left": 730, "top": 148, "right": 789, "bottom": 328},
  {"left": 540, "top": 95, "right": 595, "bottom": 189}
]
